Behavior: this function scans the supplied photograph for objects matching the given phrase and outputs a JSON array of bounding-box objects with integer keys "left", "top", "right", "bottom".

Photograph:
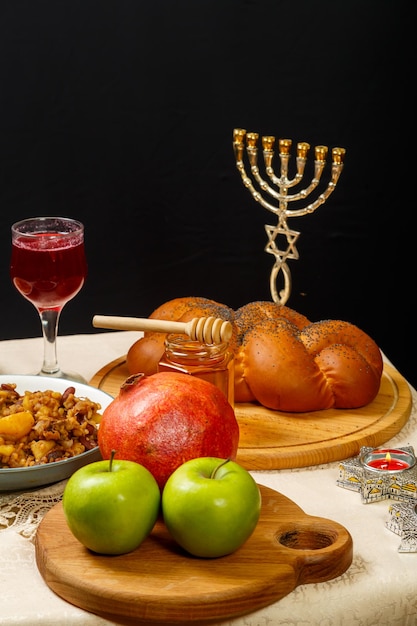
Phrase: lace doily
[{"left": 0, "top": 480, "right": 66, "bottom": 542}]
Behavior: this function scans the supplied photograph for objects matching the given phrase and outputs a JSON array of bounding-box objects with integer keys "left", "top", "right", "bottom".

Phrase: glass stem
[{"left": 39, "top": 309, "right": 62, "bottom": 376}]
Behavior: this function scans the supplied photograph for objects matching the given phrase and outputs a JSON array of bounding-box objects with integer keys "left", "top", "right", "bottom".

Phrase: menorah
[{"left": 233, "top": 128, "right": 346, "bottom": 305}]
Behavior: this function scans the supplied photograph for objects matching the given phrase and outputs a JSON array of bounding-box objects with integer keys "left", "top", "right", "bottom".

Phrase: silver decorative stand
[
  {"left": 337, "top": 446, "right": 417, "bottom": 552},
  {"left": 386, "top": 501, "right": 417, "bottom": 553},
  {"left": 233, "top": 128, "right": 345, "bottom": 305}
]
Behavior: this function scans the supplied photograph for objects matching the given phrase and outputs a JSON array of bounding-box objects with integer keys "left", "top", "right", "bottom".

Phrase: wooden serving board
[
  {"left": 35, "top": 485, "right": 353, "bottom": 625},
  {"left": 90, "top": 358, "right": 412, "bottom": 471}
]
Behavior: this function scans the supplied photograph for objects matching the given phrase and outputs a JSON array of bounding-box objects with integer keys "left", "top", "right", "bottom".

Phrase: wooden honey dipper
[{"left": 92, "top": 315, "right": 233, "bottom": 344}]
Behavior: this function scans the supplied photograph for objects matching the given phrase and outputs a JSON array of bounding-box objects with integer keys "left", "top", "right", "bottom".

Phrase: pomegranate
[{"left": 98, "top": 371, "right": 239, "bottom": 490}]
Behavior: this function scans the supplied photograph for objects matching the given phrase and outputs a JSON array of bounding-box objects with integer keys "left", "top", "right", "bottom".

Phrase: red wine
[{"left": 10, "top": 232, "right": 87, "bottom": 310}]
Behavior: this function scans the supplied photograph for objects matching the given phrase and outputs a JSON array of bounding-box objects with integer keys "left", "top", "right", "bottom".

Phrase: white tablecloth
[{"left": 0, "top": 332, "right": 416, "bottom": 626}]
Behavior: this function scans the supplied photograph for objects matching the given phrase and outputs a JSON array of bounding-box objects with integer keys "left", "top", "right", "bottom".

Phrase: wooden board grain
[
  {"left": 35, "top": 485, "right": 353, "bottom": 625},
  {"left": 90, "top": 358, "right": 413, "bottom": 471}
]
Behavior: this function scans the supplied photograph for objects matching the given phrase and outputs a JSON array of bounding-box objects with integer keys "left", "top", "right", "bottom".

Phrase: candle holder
[
  {"left": 233, "top": 128, "right": 346, "bottom": 305},
  {"left": 336, "top": 446, "right": 417, "bottom": 504},
  {"left": 360, "top": 447, "right": 416, "bottom": 473},
  {"left": 386, "top": 501, "right": 417, "bottom": 552}
]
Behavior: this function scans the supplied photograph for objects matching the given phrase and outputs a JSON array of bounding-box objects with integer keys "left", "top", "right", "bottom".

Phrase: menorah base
[{"left": 270, "top": 262, "right": 292, "bottom": 305}]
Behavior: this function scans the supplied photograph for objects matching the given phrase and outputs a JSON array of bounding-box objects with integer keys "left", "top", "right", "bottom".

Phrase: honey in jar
[{"left": 158, "top": 333, "right": 234, "bottom": 406}]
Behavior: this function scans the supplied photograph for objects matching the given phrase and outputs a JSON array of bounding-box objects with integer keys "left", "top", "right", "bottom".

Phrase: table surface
[{"left": 1, "top": 331, "right": 416, "bottom": 626}]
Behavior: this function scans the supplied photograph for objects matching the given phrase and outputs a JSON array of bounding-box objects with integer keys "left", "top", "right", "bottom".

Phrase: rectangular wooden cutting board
[{"left": 90, "top": 359, "right": 412, "bottom": 470}]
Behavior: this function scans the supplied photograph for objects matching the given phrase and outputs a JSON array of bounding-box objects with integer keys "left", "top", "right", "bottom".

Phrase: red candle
[
  {"left": 367, "top": 457, "right": 410, "bottom": 471},
  {"left": 364, "top": 449, "right": 412, "bottom": 471}
]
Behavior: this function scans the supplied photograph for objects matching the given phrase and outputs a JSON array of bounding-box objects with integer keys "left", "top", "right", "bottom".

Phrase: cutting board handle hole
[{"left": 278, "top": 527, "right": 337, "bottom": 551}]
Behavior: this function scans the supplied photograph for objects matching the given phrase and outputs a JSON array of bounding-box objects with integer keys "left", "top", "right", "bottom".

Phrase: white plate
[{"left": 0, "top": 375, "right": 114, "bottom": 492}]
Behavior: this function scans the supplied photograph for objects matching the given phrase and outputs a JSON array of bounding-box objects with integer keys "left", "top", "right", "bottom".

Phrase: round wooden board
[
  {"left": 90, "top": 359, "right": 412, "bottom": 471},
  {"left": 35, "top": 485, "right": 353, "bottom": 625}
]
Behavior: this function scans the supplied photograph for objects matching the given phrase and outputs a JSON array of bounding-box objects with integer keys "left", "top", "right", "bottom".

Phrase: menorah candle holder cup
[{"left": 233, "top": 128, "right": 346, "bottom": 305}]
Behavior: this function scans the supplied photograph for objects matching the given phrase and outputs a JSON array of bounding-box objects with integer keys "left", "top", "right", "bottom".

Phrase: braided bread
[{"left": 126, "top": 297, "right": 383, "bottom": 412}]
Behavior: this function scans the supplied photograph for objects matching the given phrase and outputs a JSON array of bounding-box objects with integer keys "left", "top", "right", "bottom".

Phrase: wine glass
[{"left": 10, "top": 216, "right": 87, "bottom": 383}]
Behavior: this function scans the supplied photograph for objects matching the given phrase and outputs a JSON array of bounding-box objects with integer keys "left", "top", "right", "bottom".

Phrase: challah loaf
[{"left": 126, "top": 297, "right": 384, "bottom": 412}]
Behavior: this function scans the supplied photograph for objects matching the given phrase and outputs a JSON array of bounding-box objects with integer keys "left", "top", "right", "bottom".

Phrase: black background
[{"left": 0, "top": 2, "right": 414, "bottom": 386}]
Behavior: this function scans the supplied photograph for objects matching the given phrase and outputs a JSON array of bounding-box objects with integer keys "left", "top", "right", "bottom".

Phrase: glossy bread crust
[{"left": 127, "top": 297, "right": 383, "bottom": 412}]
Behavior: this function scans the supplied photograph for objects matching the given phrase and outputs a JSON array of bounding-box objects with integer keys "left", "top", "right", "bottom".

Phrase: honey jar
[{"left": 158, "top": 333, "right": 234, "bottom": 406}]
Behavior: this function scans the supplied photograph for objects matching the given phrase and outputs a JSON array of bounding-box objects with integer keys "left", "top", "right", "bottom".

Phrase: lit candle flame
[{"left": 385, "top": 451, "right": 392, "bottom": 462}]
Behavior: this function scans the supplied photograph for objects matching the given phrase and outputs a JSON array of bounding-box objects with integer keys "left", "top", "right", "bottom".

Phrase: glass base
[{"left": 35, "top": 369, "right": 88, "bottom": 385}]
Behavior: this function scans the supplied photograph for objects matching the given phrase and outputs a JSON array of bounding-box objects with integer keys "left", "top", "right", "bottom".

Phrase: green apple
[
  {"left": 161, "top": 457, "right": 262, "bottom": 558},
  {"left": 62, "top": 453, "right": 160, "bottom": 555}
]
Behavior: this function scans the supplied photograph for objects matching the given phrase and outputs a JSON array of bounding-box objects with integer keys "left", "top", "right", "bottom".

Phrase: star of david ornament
[
  {"left": 336, "top": 446, "right": 417, "bottom": 504},
  {"left": 264, "top": 224, "right": 300, "bottom": 262}
]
